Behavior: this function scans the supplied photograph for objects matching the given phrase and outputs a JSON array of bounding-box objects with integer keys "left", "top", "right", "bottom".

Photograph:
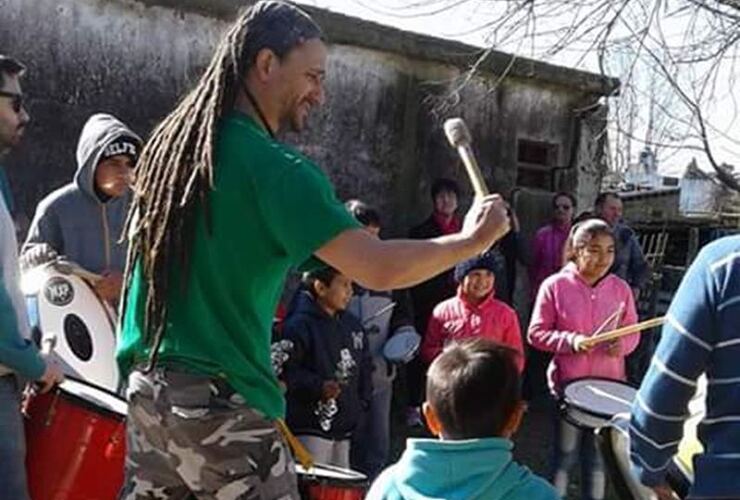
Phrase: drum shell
[
  {"left": 24, "top": 384, "right": 126, "bottom": 500},
  {"left": 297, "top": 465, "right": 367, "bottom": 500}
]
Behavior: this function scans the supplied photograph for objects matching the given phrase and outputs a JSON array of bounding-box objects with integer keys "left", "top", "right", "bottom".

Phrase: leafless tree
[{"left": 350, "top": 0, "right": 740, "bottom": 188}]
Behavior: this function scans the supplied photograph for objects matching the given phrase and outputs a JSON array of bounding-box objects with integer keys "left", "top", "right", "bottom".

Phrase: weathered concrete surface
[{"left": 0, "top": 0, "right": 613, "bottom": 244}]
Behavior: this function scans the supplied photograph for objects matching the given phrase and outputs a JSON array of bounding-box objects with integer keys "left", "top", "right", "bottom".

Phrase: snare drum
[
  {"left": 24, "top": 378, "right": 127, "bottom": 500},
  {"left": 598, "top": 413, "right": 693, "bottom": 500},
  {"left": 598, "top": 414, "right": 658, "bottom": 499},
  {"left": 23, "top": 263, "right": 119, "bottom": 392},
  {"left": 297, "top": 463, "right": 368, "bottom": 500},
  {"left": 561, "top": 378, "right": 637, "bottom": 429},
  {"left": 382, "top": 326, "right": 421, "bottom": 364}
]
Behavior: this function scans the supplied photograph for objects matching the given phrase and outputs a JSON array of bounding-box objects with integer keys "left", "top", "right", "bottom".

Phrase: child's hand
[
  {"left": 572, "top": 334, "right": 594, "bottom": 353},
  {"left": 321, "top": 380, "right": 341, "bottom": 401},
  {"left": 606, "top": 340, "right": 621, "bottom": 357}
]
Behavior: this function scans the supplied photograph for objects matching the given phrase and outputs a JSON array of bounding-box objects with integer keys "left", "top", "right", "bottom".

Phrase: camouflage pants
[{"left": 119, "top": 369, "right": 299, "bottom": 500}]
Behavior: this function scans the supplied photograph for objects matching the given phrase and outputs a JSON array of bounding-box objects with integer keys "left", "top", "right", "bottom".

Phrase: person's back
[
  {"left": 630, "top": 235, "right": 740, "bottom": 498},
  {"left": 368, "top": 338, "right": 557, "bottom": 500}
]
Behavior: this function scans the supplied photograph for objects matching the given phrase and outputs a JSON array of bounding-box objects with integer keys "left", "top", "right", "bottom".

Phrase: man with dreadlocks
[{"left": 117, "top": 2, "right": 510, "bottom": 499}]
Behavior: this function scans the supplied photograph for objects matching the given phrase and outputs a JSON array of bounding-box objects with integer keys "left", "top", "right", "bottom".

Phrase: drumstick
[
  {"left": 444, "top": 118, "right": 490, "bottom": 198},
  {"left": 275, "top": 418, "right": 314, "bottom": 470},
  {"left": 582, "top": 317, "right": 665, "bottom": 348},
  {"left": 361, "top": 302, "right": 396, "bottom": 326},
  {"left": 54, "top": 259, "right": 103, "bottom": 284},
  {"left": 592, "top": 303, "right": 625, "bottom": 336}
]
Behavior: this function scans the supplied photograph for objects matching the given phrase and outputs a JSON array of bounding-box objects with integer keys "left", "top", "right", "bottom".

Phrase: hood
[
  {"left": 289, "top": 289, "right": 332, "bottom": 320},
  {"left": 74, "top": 113, "right": 142, "bottom": 202},
  {"left": 388, "top": 438, "right": 533, "bottom": 500}
]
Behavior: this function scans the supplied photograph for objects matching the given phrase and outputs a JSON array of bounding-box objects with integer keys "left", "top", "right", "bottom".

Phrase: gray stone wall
[{"left": 0, "top": 0, "right": 611, "bottom": 243}]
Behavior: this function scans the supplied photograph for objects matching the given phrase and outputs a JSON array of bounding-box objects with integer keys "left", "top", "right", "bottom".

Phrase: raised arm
[{"left": 317, "top": 195, "right": 510, "bottom": 291}]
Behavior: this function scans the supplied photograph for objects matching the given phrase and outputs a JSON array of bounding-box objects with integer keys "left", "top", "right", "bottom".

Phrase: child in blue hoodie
[{"left": 367, "top": 338, "right": 558, "bottom": 500}]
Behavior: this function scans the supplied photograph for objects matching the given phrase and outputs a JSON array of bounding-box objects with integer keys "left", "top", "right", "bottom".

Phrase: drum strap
[{"left": 275, "top": 418, "right": 315, "bottom": 470}]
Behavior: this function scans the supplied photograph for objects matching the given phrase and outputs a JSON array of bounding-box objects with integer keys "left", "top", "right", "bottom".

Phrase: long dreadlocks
[{"left": 122, "top": 1, "right": 323, "bottom": 368}]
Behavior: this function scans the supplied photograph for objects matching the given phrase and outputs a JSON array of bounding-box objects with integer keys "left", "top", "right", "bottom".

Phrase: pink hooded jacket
[
  {"left": 528, "top": 262, "right": 638, "bottom": 394},
  {"left": 421, "top": 288, "right": 524, "bottom": 372}
]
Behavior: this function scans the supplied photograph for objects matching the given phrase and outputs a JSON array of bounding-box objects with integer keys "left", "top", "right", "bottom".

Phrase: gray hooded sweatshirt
[{"left": 23, "top": 114, "right": 141, "bottom": 274}]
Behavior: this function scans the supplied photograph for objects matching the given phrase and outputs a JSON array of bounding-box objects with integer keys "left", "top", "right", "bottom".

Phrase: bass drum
[
  {"left": 598, "top": 375, "right": 705, "bottom": 500},
  {"left": 25, "top": 378, "right": 127, "bottom": 500},
  {"left": 297, "top": 463, "right": 368, "bottom": 500},
  {"left": 22, "top": 262, "right": 119, "bottom": 393}
]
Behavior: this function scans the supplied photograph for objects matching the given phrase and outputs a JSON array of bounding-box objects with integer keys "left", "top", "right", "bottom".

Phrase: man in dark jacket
[
  {"left": 283, "top": 266, "right": 372, "bottom": 468},
  {"left": 405, "top": 178, "right": 461, "bottom": 425},
  {"left": 21, "top": 113, "right": 142, "bottom": 306}
]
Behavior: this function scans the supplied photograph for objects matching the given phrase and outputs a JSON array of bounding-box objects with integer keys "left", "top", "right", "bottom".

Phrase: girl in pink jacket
[
  {"left": 528, "top": 219, "right": 638, "bottom": 500},
  {"left": 421, "top": 253, "right": 524, "bottom": 372}
]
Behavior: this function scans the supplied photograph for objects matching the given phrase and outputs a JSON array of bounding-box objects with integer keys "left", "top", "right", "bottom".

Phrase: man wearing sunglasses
[{"left": 0, "top": 54, "right": 64, "bottom": 500}]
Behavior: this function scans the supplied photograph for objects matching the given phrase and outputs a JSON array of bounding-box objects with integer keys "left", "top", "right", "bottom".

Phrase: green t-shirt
[{"left": 116, "top": 112, "right": 360, "bottom": 419}]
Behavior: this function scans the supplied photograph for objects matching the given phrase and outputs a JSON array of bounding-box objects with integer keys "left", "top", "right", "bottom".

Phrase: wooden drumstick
[
  {"left": 444, "top": 118, "right": 490, "bottom": 198},
  {"left": 582, "top": 317, "right": 665, "bottom": 349},
  {"left": 592, "top": 303, "right": 625, "bottom": 336}
]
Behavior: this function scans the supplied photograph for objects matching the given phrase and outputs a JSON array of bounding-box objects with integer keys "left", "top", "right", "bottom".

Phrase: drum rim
[
  {"left": 53, "top": 376, "right": 127, "bottom": 418},
  {"left": 383, "top": 330, "right": 420, "bottom": 361},
  {"left": 296, "top": 463, "right": 369, "bottom": 487},
  {"left": 561, "top": 376, "right": 638, "bottom": 419}
]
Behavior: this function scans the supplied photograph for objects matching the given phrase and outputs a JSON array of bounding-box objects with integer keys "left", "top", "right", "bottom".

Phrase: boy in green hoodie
[{"left": 367, "top": 338, "right": 558, "bottom": 500}]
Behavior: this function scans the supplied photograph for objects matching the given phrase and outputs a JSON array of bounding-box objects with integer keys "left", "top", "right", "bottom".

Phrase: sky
[{"left": 296, "top": 0, "right": 739, "bottom": 178}]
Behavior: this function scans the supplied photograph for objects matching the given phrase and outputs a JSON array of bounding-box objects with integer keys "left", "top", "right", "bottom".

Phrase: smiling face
[
  {"left": 575, "top": 233, "right": 616, "bottom": 283},
  {"left": 271, "top": 38, "right": 327, "bottom": 132},
  {"left": 461, "top": 269, "right": 495, "bottom": 303}
]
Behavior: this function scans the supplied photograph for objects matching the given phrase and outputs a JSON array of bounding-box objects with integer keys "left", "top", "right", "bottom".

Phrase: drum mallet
[
  {"left": 443, "top": 118, "right": 490, "bottom": 198},
  {"left": 582, "top": 317, "right": 666, "bottom": 349}
]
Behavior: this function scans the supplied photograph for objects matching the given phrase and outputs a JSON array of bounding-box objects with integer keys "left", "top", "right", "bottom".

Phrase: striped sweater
[{"left": 630, "top": 235, "right": 740, "bottom": 498}]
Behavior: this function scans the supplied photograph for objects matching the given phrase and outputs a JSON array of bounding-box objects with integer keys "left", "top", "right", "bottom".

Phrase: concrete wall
[{"left": 0, "top": 0, "right": 611, "bottom": 241}]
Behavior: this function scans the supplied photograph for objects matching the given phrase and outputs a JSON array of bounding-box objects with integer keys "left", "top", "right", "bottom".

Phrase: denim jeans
[
  {"left": 0, "top": 374, "right": 30, "bottom": 500},
  {"left": 551, "top": 416, "right": 605, "bottom": 500}
]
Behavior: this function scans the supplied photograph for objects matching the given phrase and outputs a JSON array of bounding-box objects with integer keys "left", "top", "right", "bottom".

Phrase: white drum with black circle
[
  {"left": 22, "top": 262, "right": 119, "bottom": 393},
  {"left": 383, "top": 326, "right": 421, "bottom": 364},
  {"left": 561, "top": 378, "right": 637, "bottom": 429}
]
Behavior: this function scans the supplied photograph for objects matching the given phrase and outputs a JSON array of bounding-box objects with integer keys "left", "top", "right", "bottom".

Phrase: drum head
[
  {"left": 564, "top": 378, "right": 637, "bottom": 422},
  {"left": 383, "top": 328, "right": 420, "bottom": 364},
  {"left": 296, "top": 463, "right": 367, "bottom": 487},
  {"left": 26, "top": 267, "right": 119, "bottom": 392},
  {"left": 59, "top": 378, "right": 128, "bottom": 418}
]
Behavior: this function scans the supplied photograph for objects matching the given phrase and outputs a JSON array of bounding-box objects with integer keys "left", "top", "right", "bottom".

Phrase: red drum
[
  {"left": 25, "top": 378, "right": 127, "bottom": 500},
  {"left": 297, "top": 463, "right": 368, "bottom": 500}
]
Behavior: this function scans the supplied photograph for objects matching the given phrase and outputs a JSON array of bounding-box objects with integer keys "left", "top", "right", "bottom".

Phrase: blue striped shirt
[{"left": 630, "top": 235, "right": 740, "bottom": 498}]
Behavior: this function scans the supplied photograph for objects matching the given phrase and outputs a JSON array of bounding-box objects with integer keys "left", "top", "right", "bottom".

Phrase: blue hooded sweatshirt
[
  {"left": 367, "top": 437, "right": 558, "bottom": 500},
  {"left": 23, "top": 113, "right": 141, "bottom": 274}
]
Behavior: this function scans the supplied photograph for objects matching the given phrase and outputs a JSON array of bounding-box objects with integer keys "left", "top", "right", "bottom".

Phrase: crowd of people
[{"left": 0, "top": 1, "right": 738, "bottom": 500}]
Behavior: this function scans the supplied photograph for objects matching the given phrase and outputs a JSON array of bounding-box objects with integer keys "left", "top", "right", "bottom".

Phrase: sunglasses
[{"left": 0, "top": 90, "right": 24, "bottom": 114}]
